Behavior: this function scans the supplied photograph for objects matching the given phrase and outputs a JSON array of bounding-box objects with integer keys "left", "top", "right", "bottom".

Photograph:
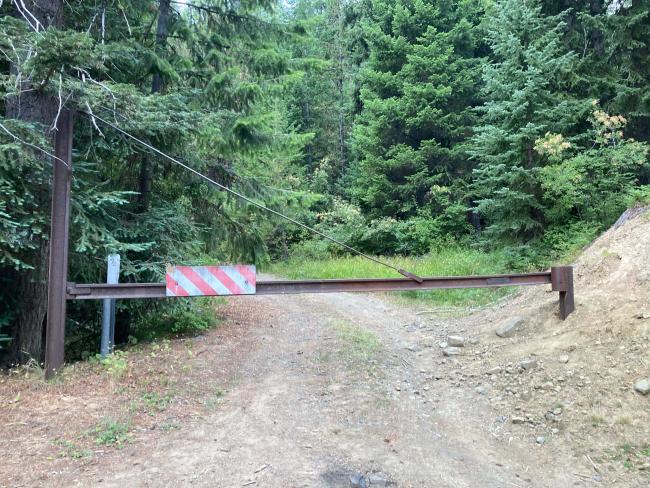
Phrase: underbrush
[
  {"left": 268, "top": 247, "right": 517, "bottom": 308},
  {"left": 131, "top": 297, "right": 223, "bottom": 341}
]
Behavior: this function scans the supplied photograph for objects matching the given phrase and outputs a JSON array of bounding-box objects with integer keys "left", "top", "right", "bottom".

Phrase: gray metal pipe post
[
  {"left": 100, "top": 254, "right": 120, "bottom": 357},
  {"left": 45, "top": 110, "right": 74, "bottom": 379}
]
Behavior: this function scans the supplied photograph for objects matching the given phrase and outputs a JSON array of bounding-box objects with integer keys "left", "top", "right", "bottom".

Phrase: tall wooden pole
[{"left": 45, "top": 110, "right": 73, "bottom": 379}]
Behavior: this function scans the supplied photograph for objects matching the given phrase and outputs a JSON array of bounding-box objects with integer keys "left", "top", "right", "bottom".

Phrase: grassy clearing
[{"left": 269, "top": 247, "right": 516, "bottom": 309}]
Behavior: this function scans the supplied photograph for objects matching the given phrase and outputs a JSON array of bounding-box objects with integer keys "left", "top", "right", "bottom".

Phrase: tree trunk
[
  {"left": 139, "top": 0, "right": 171, "bottom": 209},
  {"left": 335, "top": 0, "right": 346, "bottom": 173},
  {"left": 4, "top": 0, "right": 63, "bottom": 364},
  {"left": 302, "top": 100, "right": 313, "bottom": 172},
  {"left": 5, "top": 242, "right": 50, "bottom": 364},
  {"left": 152, "top": 0, "right": 171, "bottom": 94}
]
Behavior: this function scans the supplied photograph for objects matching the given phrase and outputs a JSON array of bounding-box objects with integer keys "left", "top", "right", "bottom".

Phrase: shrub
[
  {"left": 132, "top": 298, "right": 219, "bottom": 341},
  {"left": 539, "top": 106, "right": 649, "bottom": 229}
]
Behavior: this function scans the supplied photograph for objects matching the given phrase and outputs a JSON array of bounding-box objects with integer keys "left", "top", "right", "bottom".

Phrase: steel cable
[{"left": 79, "top": 110, "right": 423, "bottom": 282}]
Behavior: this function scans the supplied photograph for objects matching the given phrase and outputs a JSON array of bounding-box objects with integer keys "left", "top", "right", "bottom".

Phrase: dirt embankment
[{"left": 455, "top": 206, "right": 650, "bottom": 484}]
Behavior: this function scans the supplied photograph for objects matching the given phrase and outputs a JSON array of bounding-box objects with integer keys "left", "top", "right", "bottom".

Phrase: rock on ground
[
  {"left": 443, "top": 346, "right": 463, "bottom": 357},
  {"left": 634, "top": 379, "right": 650, "bottom": 395},
  {"left": 447, "top": 335, "right": 465, "bottom": 347},
  {"left": 495, "top": 317, "right": 524, "bottom": 338},
  {"left": 520, "top": 358, "right": 538, "bottom": 370}
]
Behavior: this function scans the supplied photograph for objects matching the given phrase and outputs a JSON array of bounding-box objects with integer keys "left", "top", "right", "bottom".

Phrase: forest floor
[{"left": 1, "top": 209, "right": 649, "bottom": 487}]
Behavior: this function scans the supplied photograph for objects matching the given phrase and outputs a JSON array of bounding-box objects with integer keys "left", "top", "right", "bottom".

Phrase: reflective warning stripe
[{"left": 165, "top": 265, "right": 256, "bottom": 296}]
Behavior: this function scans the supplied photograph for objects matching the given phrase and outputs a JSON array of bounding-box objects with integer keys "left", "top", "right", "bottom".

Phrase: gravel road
[{"left": 77, "top": 291, "right": 572, "bottom": 487}]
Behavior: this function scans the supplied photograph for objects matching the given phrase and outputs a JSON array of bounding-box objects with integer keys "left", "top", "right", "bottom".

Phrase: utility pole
[{"left": 45, "top": 110, "right": 73, "bottom": 379}]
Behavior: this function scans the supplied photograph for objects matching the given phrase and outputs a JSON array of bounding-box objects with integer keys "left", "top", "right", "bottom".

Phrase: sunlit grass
[{"left": 268, "top": 248, "right": 517, "bottom": 309}]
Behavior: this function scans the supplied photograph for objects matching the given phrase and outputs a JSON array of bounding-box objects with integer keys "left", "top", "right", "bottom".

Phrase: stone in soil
[
  {"left": 558, "top": 355, "right": 570, "bottom": 364},
  {"left": 350, "top": 474, "right": 369, "bottom": 488},
  {"left": 495, "top": 317, "right": 524, "bottom": 338},
  {"left": 447, "top": 335, "right": 465, "bottom": 347},
  {"left": 520, "top": 358, "right": 538, "bottom": 370},
  {"left": 634, "top": 378, "right": 650, "bottom": 395},
  {"left": 536, "top": 436, "right": 545, "bottom": 445},
  {"left": 443, "top": 347, "right": 462, "bottom": 357},
  {"left": 512, "top": 416, "right": 526, "bottom": 424},
  {"left": 487, "top": 366, "right": 502, "bottom": 375},
  {"left": 366, "top": 475, "right": 389, "bottom": 486},
  {"left": 475, "top": 385, "right": 489, "bottom": 395}
]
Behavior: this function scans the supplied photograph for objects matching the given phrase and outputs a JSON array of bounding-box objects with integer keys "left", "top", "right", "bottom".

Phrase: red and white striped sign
[{"left": 165, "top": 265, "right": 256, "bottom": 297}]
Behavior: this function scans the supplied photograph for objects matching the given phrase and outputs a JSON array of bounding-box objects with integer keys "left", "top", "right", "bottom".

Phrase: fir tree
[
  {"left": 348, "top": 0, "right": 486, "bottom": 221},
  {"left": 469, "top": 0, "right": 587, "bottom": 241}
]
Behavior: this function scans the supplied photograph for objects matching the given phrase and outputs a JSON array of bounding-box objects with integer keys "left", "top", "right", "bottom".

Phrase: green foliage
[
  {"left": 1, "top": 0, "right": 309, "bottom": 361},
  {"left": 349, "top": 0, "right": 486, "bottom": 221},
  {"left": 90, "top": 419, "right": 132, "bottom": 447},
  {"left": 270, "top": 246, "right": 514, "bottom": 308},
  {"left": 92, "top": 350, "right": 129, "bottom": 377},
  {"left": 2, "top": 0, "right": 650, "bottom": 365},
  {"left": 140, "top": 391, "right": 174, "bottom": 415},
  {"left": 54, "top": 439, "right": 93, "bottom": 459},
  {"left": 0, "top": 118, "right": 52, "bottom": 270},
  {"left": 470, "top": 0, "right": 588, "bottom": 241},
  {"left": 132, "top": 298, "right": 220, "bottom": 341},
  {"left": 539, "top": 106, "right": 648, "bottom": 227}
]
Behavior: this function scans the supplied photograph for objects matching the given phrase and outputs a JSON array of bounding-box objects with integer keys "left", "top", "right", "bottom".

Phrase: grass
[
  {"left": 140, "top": 391, "right": 174, "bottom": 415},
  {"left": 90, "top": 419, "right": 132, "bottom": 447},
  {"left": 612, "top": 442, "right": 650, "bottom": 471},
  {"left": 90, "top": 350, "right": 129, "bottom": 377},
  {"left": 334, "top": 321, "right": 382, "bottom": 362},
  {"left": 269, "top": 247, "right": 516, "bottom": 309},
  {"left": 591, "top": 415, "right": 605, "bottom": 427},
  {"left": 202, "top": 387, "right": 226, "bottom": 411},
  {"left": 54, "top": 439, "right": 93, "bottom": 459}
]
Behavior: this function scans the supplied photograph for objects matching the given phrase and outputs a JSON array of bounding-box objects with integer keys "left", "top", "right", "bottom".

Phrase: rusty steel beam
[
  {"left": 66, "top": 268, "right": 575, "bottom": 319},
  {"left": 67, "top": 271, "right": 553, "bottom": 300}
]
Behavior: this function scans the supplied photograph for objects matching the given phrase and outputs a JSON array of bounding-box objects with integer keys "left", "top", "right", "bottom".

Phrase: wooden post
[
  {"left": 551, "top": 266, "right": 575, "bottom": 320},
  {"left": 45, "top": 110, "right": 73, "bottom": 379}
]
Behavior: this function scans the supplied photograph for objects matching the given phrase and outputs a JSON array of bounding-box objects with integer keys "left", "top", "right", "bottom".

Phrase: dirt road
[{"left": 51, "top": 290, "right": 575, "bottom": 487}]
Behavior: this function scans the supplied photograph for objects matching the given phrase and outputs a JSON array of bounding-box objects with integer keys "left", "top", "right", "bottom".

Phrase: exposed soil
[{"left": 1, "top": 208, "right": 649, "bottom": 487}]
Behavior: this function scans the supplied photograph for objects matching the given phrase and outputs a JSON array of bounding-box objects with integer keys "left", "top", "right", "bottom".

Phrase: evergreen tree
[
  {"left": 347, "top": 0, "right": 486, "bottom": 224},
  {"left": 285, "top": 0, "right": 357, "bottom": 192},
  {"left": 469, "top": 0, "right": 587, "bottom": 241},
  {"left": 0, "top": 0, "right": 306, "bottom": 362}
]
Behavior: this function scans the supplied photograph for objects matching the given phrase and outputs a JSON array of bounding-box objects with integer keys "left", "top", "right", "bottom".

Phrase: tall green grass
[{"left": 267, "top": 248, "right": 517, "bottom": 309}]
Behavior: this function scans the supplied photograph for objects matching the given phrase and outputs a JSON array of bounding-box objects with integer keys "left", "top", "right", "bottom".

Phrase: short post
[
  {"left": 45, "top": 110, "right": 74, "bottom": 379},
  {"left": 100, "top": 254, "right": 120, "bottom": 357},
  {"left": 551, "top": 266, "right": 575, "bottom": 320}
]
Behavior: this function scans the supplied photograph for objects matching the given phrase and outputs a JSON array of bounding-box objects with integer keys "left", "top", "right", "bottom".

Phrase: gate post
[
  {"left": 45, "top": 110, "right": 73, "bottom": 379},
  {"left": 100, "top": 254, "right": 120, "bottom": 357},
  {"left": 551, "top": 266, "right": 575, "bottom": 320}
]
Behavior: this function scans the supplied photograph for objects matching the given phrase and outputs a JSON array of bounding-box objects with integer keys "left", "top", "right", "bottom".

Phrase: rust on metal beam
[
  {"left": 551, "top": 266, "right": 575, "bottom": 320},
  {"left": 67, "top": 272, "right": 552, "bottom": 300}
]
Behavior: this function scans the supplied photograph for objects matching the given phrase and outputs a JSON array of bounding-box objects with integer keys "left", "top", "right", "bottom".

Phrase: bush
[
  {"left": 131, "top": 298, "right": 219, "bottom": 341},
  {"left": 539, "top": 107, "right": 649, "bottom": 229}
]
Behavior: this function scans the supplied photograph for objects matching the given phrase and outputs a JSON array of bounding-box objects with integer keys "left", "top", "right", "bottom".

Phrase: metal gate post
[
  {"left": 551, "top": 266, "right": 575, "bottom": 320},
  {"left": 100, "top": 254, "right": 120, "bottom": 357},
  {"left": 45, "top": 110, "right": 74, "bottom": 379}
]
